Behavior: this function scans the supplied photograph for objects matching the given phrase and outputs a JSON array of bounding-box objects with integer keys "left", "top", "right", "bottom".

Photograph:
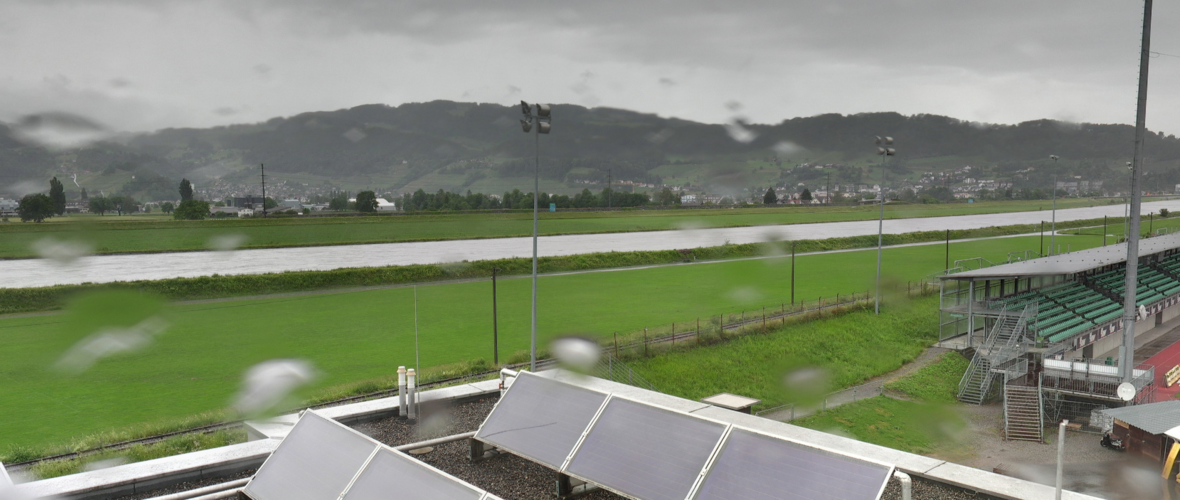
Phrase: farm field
[
  {"left": 0, "top": 233, "right": 1104, "bottom": 451},
  {"left": 0, "top": 197, "right": 1117, "bottom": 259}
]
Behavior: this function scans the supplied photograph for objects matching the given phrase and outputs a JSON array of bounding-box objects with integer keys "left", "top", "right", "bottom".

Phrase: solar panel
[
  {"left": 565, "top": 397, "right": 728, "bottom": 500},
  {"left": 476, "top": 371, "right": 609, "bottom": 469},
  {"left": 691, "top": 427, "right": 893, "bottom": 500},
  {"left": 340, "top": 448, "right": 484, "bottom": 500},
  {"left": 243, "top": 410, "right": 379, "bottom": 500}
]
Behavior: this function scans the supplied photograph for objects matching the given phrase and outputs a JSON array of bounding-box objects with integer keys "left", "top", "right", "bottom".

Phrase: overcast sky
[{"left": 2, "top": 0, "right": 1179, "bottom": 134}]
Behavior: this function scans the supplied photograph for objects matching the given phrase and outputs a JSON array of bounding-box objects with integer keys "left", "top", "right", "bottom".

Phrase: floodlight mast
[
  {"left": 1121, "top": 0, "right": 1153, "bottom": 383},
  {"left": 874, "top": 136, "right": 895, "bottom": 315},
  {"left": 521, "top": 101, "right": 551, "bottom": 372},
  {"left": 1049, "top": 155, "right": 1058, "bottom": 255}
]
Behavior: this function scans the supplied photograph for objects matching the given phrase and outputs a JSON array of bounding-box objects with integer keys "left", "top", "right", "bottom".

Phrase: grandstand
[{"left": 938, "top": 233, "right": 1180, "bottom": 442}]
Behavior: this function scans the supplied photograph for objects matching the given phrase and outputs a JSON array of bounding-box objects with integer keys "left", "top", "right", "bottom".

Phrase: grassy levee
[
  {"left": 0, "top": 197, "right": 1118, "bottom": 258},
  {"left": 624, "top": 295, "right": 939, "bottom": 411},
  {"left": 0, "top": 216, "right": 1115, "bottom": 315},
  {"left": 1059, "top": 214, "right": 1180, "bottom": 238},
  {"left": 790, "top": 350, "right": 973, "bottom": 455},
  {"left": 885, "top": 352, "right": 971, "bottom": 405}
]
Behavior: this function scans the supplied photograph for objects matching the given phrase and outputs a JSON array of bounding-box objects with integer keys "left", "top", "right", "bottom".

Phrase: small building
[
  {"left": 0, "top": 198, "right": 17, "bottom": 217},
  {"left": 680, "top": 194, "right": 698, "bottom": 205},
  {"left": 376, "top": 198, "right": 396, "bottom": 212},
  {"left": 1100, "top": 400, "right": 1180, "bottom": 462},
  {"left": 228, "top": 195, "right": 266, "bottom": 208},
  {"left": 238, "top": 208, "right": 254, "bottom": 218}
]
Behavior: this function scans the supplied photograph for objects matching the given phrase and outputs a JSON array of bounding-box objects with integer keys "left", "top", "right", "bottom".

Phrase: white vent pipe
[
  {"left": 397, "top": 366, "right": 407, "bottom": 418},
  {"left": 893, "top": 471, "right": 911, "bottom": 500},
  {"left": 407, "top": 368, "right": 418, "bottom": 421}
]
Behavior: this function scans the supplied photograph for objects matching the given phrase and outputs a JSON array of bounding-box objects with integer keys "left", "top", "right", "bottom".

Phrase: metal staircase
[
  {"left": 957, "top": 305, "right": 1033, "bottom": 405},
  {"left": 1003, "top": 383, "right": 1043, "bottom": 442}
]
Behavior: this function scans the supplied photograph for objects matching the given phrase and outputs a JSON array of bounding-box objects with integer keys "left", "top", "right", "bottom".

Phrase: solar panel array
[
  {"left": 475, "top": 371, "right": 608, "bottom": 468},
  {"left": 476, "top": 372, "right": 894, "bottom": 500},
  {"left": 244, "top": 410, "right": 497, "bottom": 500}
]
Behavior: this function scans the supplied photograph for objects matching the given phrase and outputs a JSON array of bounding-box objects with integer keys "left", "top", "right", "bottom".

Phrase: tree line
[{"left": 399, "top": 187, "right": 654, "bottom": 212}]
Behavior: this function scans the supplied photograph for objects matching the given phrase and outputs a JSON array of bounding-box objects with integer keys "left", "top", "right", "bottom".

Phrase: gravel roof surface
[
  {"left": 881, "top": 475, "right": 1002, "bottom": 500},
  {"left": 110, "top": 468, "right": 255, "bottom": 500}
]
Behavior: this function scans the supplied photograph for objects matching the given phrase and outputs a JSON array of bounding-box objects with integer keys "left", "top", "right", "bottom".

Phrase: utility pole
[
  {"left": 1121, "top": 0, "right": 1153, "bottom": 383},
  {"left": 608, "top": 168, "right": 612, "bottom": 209},
  {"left": 260, "top": 163, "right": 267, "bottom": 217}
]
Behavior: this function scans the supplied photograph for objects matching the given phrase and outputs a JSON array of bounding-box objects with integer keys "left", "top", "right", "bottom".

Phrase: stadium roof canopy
[{"left": 942, "top": 232, "right": 1180, "bottom": 281}]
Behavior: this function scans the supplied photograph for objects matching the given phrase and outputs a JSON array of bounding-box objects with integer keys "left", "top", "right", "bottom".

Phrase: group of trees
[
  {"left": 88, "top": 195, "right": 140, "bottom": 215},
  {"left": 17, "top": 177, "right": 70, "bottom": 222},
  {"left": 401, "top": 189, "right": 500, "bottom": 211},
  {"left": 396, "top": 187, "right": 654, "bottom": 212},
  {"left": 173, "top": 178, "right": 209, "bottom": 220},
  {"left": 501, "top": 188, "right": 649, "bottom": 210}
]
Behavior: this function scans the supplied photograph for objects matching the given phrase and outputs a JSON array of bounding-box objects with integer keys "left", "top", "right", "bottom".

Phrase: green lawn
[
  {"left": 625, "top": 295, "right": 940, "bottom": 411},
  {"left": 792, "top": 396, "right": 965, "bottom": 455},
  {"left": 792, "top": 345, "right": 972, "bottom": 455},
  {"left": 0, "top": 233, "right": 1103, "bottom": 451},
  {"left": 885, "top": 352, "right": 971, "bottom": 405},
  {"left": 0, "top": 198, "right": 1117, "bottom": 258}
]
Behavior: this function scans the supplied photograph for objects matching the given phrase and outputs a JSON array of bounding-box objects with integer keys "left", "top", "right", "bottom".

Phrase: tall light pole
[
  {"left": 874, "top": 136, "right": 895, "bottom": 315},
  {"left": 520, "top": 101, "right": 551, "bottom": 372},
  {"left": 1125, "top": 161, "right": 1133, "bottom": 242},
  {"left": 1121, "top": 0, "right": 1153, "bottom": 384},
  {"left": 1049, "top": 155, "right": 1058, "bottom": 255}
]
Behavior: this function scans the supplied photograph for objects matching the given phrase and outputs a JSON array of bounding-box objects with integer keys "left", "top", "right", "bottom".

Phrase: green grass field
[
  {"left": 624, "top": 295, "right": 939, "bottom": 411},
  {"left": 0, "top": 233, "right": 1104, "bottom": 452},
  {"left": 0, "top": 198, "right": 1118, "bottom": 258},
  {"left": 885, "top": 352, "right": 971, "bottom": 405},
  {"left": 793, "top": 351, "right": 972, "bottom": 454}
]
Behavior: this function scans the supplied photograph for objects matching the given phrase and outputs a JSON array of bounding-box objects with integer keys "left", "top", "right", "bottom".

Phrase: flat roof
[
  {"left": 1100, "top": 400, "right": 1180, "bottom": 434},
  {"left": 942, "top": 232, "right": 1180, "bottom": 281}
]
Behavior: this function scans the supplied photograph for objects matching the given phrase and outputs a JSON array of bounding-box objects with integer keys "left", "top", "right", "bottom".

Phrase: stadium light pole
[
  {"left": 1049, "top": 155, "right": 1058, "bottom": 255},
  {"left": 1124, "top": 162, "right": 1133, "bottom": 242},
  {"left": 520, "top": 101, "right": 551, "bottom": 372},
  {"left": 874, "top": 136, "right": 895, "bottom": 315},
  {"left": 1121, "top": 0, "right": 1153, "bottom": 384}
]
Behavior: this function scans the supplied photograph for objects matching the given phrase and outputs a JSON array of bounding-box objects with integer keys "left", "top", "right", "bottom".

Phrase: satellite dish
[{"left": 1117, "top": 382, "right": 1137, "bottom": 402}]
